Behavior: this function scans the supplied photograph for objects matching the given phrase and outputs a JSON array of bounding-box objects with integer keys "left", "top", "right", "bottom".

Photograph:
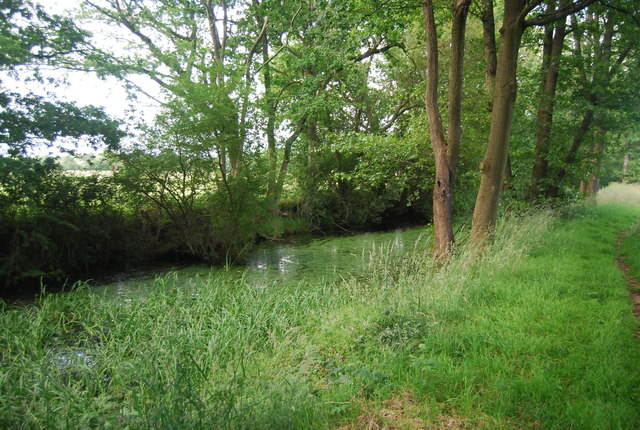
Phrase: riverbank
[{"left": 1, "top": 203, "right": 639, "bottom": 429}]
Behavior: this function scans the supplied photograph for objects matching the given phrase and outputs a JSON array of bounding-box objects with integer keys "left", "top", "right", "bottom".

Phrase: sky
[
  {"left": 3, "top": 0, "right": 163, "bottom": 155},
  {"left": 40, "top": 0, "right": 161, "bottom": 120}
]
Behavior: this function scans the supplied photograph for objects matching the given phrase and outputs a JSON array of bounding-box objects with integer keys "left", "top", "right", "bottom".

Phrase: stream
[
  {"left": 41, "top": 225, "right": 429, "bottom": 376},
  {"left": 91, "top": 225, "right": 430, "bottom": 299}
]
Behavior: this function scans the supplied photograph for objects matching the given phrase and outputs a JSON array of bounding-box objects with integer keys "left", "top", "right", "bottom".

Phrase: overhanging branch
[{"left": 524, "top": 0, "right": 599, "bottom": 27}]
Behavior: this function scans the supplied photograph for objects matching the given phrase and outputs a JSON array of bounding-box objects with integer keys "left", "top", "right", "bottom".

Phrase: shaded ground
[
  {"left": 335, "top": 393, "right": 471, "bottom": 430},
  {"left": 617, "top": 230, "right": 640, "bottom": 337}
]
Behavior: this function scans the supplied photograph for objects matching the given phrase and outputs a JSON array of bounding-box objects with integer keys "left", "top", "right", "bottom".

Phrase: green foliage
[
  {"left": 0, "top": 156, "right": 159, "bottom": 292},
  {"left": 510, "top": 3, "right": 640, "bottom": 200},
  {"left": 0, "top": 92, "right": 124, "bottom": 155},
  {"left": 2, "top": 205, "right": 639, "bottom": 428},
  {"left": 0, "top": 0, "right": 89, "bottom": 68},
  {"left": 302, "top": 130, "right": 433, "bottom": 229},
  {"left": 4, "top": 0, "right": 640, "bottom": 290},
  {"left": 0, "top": 0, "right": 124, "bottom": 155},
  {"left": 112, "top": 117, "right": 269, "bottom": 264}
]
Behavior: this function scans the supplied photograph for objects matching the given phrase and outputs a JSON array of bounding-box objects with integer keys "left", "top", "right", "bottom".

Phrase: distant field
[{"left": 597, "top": 182, "right": 640, "bottom": 206}]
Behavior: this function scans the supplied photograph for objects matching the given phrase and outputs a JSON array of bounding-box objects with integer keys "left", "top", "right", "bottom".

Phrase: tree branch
[
  {"left": 350, "top": 42, "right": 404, "bottom": 63},
  {"left": 85, "top": 0, "right": 185, "bottom": 75},
  {"left": 600, "top": 1, "right": 640, "bottom": 26},
  {"left": 380, "top": 100, "right": 422, "bottom": 132},
  {"left": 524, "top": 0, "right": 599, "bottom": 27}
]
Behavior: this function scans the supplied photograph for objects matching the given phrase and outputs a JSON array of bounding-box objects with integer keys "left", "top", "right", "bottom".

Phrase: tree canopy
[
  {"left": 1, "top": 0, "right": 639, "bottom": 289},
  {"left": 0, "top": 0, "right": 123, "bottom": 155}
]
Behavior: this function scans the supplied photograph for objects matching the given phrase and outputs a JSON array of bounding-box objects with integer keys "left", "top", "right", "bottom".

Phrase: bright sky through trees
[{"left": 1, "top": 0, "right": 161, "bottom": 155}]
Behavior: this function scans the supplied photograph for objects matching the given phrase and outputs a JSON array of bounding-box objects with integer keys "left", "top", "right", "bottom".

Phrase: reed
[{"left": 1, "top": 204, "right": 639, "bottom": 429}]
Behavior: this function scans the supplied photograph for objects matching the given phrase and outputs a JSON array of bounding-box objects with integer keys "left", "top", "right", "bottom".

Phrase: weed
[{"left": 1, "top": 204, "right": 640, "bottom": 428}]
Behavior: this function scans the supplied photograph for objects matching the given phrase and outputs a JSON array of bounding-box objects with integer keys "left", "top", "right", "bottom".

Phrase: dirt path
[{"left": 616, "top": 230, "right": 640, "bottom": 337}]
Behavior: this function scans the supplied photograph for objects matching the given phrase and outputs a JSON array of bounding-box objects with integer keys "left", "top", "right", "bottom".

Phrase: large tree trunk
[
  {"left": 528, "top": 7, "right": 567, "bottom": 202},
  {"left": 481, "top": 0, "right": 516, "bottom": 194},
  {"left": 422, "top": 0, "right": 471, "bottom": 259},
  {"left": 470, "top": 0, "right": 597, "bottom": 245},
  {"left": 471, "top": 0, "right": 526, "bottom": 246}
]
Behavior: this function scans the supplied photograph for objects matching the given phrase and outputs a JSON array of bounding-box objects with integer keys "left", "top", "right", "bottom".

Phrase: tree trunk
[
  {"left": 471, "top": 0, "right": 526, "bottom": 246},
  {"left": 272, "top": 120, "right": 306, "bottom": 208},
  {"left": 422, "top": 0, "right": 471, "bottom": 259},
  {"left": 301, "top": 117, "right": 320, "bottom": 217},
  {"left": 579, "top": 128, "right": 604, "bottom": 196},
  {"left": 622, "top": 151, "right": 632, "bottom": 182},
  {"left": 446, "top": 1, "right": 470, "bottom": 185},
  {"left": 528, "top": 8, "right": 567, "bottom": 202},
  {"left": 546, "top": 106, "right": 594, "bottom": 197},
  {"left": 481, "top": 0, "right": 497, "bottom": 95},
  {"left": 481, "top": 0, "right": 515, "bottom": 194},
  {"left": 261, "top": 29, "right": 279, "bottom": 211}
]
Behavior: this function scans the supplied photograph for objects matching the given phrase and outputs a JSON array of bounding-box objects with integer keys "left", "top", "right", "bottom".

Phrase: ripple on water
[{"left": 90, "top": 225, "right": 428, "bottom": 299}]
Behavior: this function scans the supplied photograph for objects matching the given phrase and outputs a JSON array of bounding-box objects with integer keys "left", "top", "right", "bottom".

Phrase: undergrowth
[{"left": 1, "top": 203, "right": 639, "bottom": 429}]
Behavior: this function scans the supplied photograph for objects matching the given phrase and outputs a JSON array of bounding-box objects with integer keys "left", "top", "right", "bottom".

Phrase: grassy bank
[
  {"left": 1, "top": 203, "right": 639, "bottom": 429},
  {"left": 621, "top": 225, "right": 640, "bottom": 281}
]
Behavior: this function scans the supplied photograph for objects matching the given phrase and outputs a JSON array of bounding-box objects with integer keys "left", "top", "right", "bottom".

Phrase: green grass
[
  {"left": 1, "top": 204, "right": 639, "bottom": 429},
  {"left": 620, "top": 224, "right": 640, "bottom": 281}
]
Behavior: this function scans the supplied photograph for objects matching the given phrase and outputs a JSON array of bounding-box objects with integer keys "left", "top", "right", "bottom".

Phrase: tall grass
[
  {"left": 597, "top": 182, "right": 640, "bottom": 207},
  {"left": 619, "top": 219, "right": 640, "bottom": 282},
  {"left": 1, "top": 204, "right": 639, "bottom": 428}
]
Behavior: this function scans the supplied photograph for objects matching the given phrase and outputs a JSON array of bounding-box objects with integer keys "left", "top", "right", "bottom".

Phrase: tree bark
[
  {"left": 481, "top": 0, "right": 516, "bottom": 194},
  {"left": 481, "top": 0, "right": 497, "bottom": 95},
  {"left": 422, "top": 0, "right": 471, "bottom": 259},
  {"left": 301, "top": 117, "right": 320, "bottom": 217},
  {"left": 471, "top": 0, "right": 526, "bottom": 246},
  {"left": 260, "top": 25, "right": 278, "bottom": 209},
  {"left": 528, "top": 7, "right": 567, "bottom": 202},
  {"left": 579, "top": 129, "right": 605, "bottom": 196}
]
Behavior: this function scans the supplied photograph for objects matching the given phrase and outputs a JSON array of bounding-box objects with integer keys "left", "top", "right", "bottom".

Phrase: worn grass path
[
  {"left": 337, "top": 203, "right": 640, "bottom": 429},
  {"left": 617, "top": 229, "right": 640, "bottom": 335}
]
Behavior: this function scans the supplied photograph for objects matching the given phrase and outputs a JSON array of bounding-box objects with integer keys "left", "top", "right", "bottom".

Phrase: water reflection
[{"left": 93, "top": 225, "right": 428, "bottom": 298}]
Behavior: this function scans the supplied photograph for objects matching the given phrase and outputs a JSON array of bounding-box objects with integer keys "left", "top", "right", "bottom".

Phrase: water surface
[{"left": 92, "top": 225, "right": 430, "bottom": 299}]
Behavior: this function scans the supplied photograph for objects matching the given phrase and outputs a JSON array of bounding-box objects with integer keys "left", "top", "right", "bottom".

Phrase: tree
[
  {"left": 422, "top": 0, "right": 472, "bottom": 258},
  {"left": 527, "top": 0, "right": 569, "bottom": 201},
  {"left": 0, "top": 0, "right": 123, "bottom": 155},
  {"left": 256, "top": 0, "right": 405, "bottom": 216},
  {"left": 470, "top": 0, "right": 596, "bottom": 246},
  {"left": 545, "top": 3, "right": 640, "bottom": 197},
  {"left": 0, "top": 0, "right": 128, "bottom": 290},
  {"left": 81, "top": 0, "right": 404, "bottom": 216},
  {"left": 81, "top": 0, "right": 263, "bottom": 175}
]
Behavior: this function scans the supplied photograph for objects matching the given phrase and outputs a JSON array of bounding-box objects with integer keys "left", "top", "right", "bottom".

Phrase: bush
[{"left": 0, "top": 157, "right": 161, "bottom": 294}]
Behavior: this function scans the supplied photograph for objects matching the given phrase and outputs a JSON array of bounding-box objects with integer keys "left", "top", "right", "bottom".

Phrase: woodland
[
  {"left": 0, "top": 0, "right": 639, "bottom": 292},
  {"left": 3, "top": 1, "right": 640, "bottom": 428}
]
